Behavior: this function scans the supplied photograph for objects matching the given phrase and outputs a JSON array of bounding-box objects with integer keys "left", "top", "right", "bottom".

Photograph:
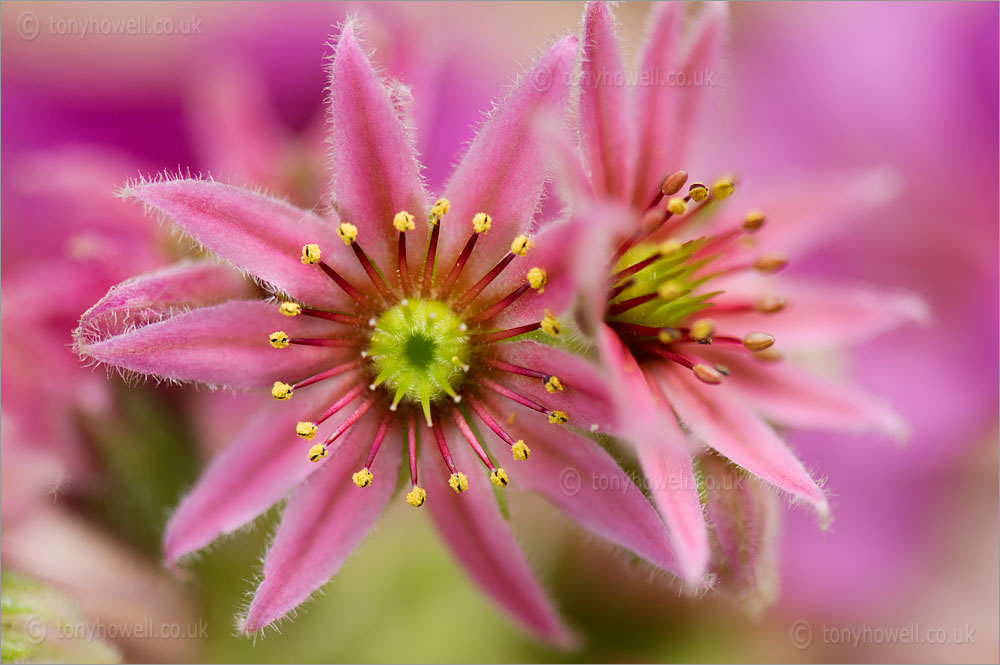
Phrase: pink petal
[
  {"left": 481, "top": 398, "right": 681, "bottom": 578},
  {"left": 164, "top": 372, "right": 365, "bottom": 567},
  {"left": 78, "top": 300, "right": 350, "bottom": 389},
  {"left": 710, "top": 278, "right": 929, "bottom": 350},
  {"left": 654, "top": 362, "right": 830, "bottom": 521},
  {"left": 243, "top": 412, "right": 399, "bottom": 632},
  {"left": 489, "top": 340, "right": 615, "bottom": 433},
  {"left": 122, "top": 178, "right": 362, "bottom": 310},
  {"left": 697, "top": 348, "right": 907, "bottom": 439},
  {"left": 440, "top": 36, "right": 578, "bottom": 275},
  {"left": 422, "top": 423, "right": 574, "bottom": 647},
  {"left": 77, "top": 261, "right": 250, "bottom": 337},
  {"left": 580, "top": 2, "right": 635, "bottom": 199},
  {"left": 632, "top": 3, "right": 727, "bottom": 206},
  {"left": 597, "top": 327, "right": 709, "bottom": 583},
  {"left": 328, "top": 22, "right": 429, "bottom": 280}
]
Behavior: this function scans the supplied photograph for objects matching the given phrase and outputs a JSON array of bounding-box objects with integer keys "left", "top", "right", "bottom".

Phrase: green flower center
[{"left": 369, "top": 300, "right": 470, "bottom": 414}]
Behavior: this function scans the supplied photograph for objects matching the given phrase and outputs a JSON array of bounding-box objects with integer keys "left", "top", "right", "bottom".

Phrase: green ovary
[{"left": 369, "top": 300, "right": 470, "bottom": 415}]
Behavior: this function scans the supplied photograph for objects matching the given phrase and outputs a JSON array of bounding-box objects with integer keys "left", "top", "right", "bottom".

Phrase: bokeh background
[{"left": 1, "top": 2, "right": 996, "bottom": 663}]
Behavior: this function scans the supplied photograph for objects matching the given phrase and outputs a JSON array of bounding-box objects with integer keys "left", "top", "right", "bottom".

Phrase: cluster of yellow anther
[
  {"left": 490, "top": 468, "right": 510, "bottom": 487},
  {"left": 689, "top": 319, "right": 715, "bottom": 342},
  {"left": 393, "top": 210, "right": 416, "bottom": 232},
  {"left": 548, "top": 410, "right": 569, "bottom": 425},
  {"left": 269, "top": 331, "right": 290, "bottom": 348},
  {"left": 352, "top": 468, "right": 374, "bottom": 487},
  {"left": 271, "top": 381, "right": 293, "bottom": 400},
  {"left": 693, "top": 364, "right": 723, "bottom": 385},
  {"left": 301, "top": 244, "right": 321, "bottom": 264},
  {"left": 667, "top": 198, "right": 687, "bottom": 215},
  {"left": 448, "top": 472, "right": 469, "bottom": 493},
  {"left": 510, "top": 235, "right": 534, "bottom": 256},
  {"left": 753, "top": 252, "right": 789, "bottom": 273},
  {"left": 308, "top": 443, "right": 327, "bottom": 462},
  {"left": 688, "top": 183, "right": 709, "bottom": 202},
  {"left": 743, "top": 209, "right": 766, "bottom": 230},
  {"left": 337, "top": 222, "right": 358, "bottom": 245},
  {"left": 511, "top": 440, "right": 531, "bottom": 460},
  {"left": 543, "top": 375, "right": 563, "bottom": 393},
  {"left": 540, "top": 310, "right": 561, "bottom": 336},
  {"left": 742, "top": 332, "right": 776, "bottom": 352},
  {"left": 527, "top": 267, "right": 547, "bottom": 292},
  {"left": 279, "top": 301, "right": 301, "bottom": 317},
  {"left": 472, "top": 212, "right": 492, "bottom": 234},
  {"left": 428, "top": 197, "right": 450, "bottom": 225},
  {"left": 712, "top": 177, "right": 735, "bottom": 200},
  {"left": 406, "top": 486, "right": 427, "bottom": 507},
  {"left": 296, "top": 421, "right": 317, "bottom": 440}
]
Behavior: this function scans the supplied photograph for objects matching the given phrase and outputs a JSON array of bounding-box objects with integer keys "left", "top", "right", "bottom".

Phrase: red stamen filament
[
  {"left": 636, "top": 343, "right": 696, "bottom": 370},
  {"left": 452, "top": 411, "right": 495, "bottom": 471},
  {"left": 470, "top": 322, "right": 540, "bottom": 345},
  {"left": 453, "top": 253, "right": 516, "bottom": 312},
  {"left": 351, "top": 242, "right": 394, "bottom": 302},
  {"left": 479, "top": 357, "right": 546, "bottom": 380},
  {"left": 313, "top": 383, "right": 368, "bottom": 426},
  {"left": 300, "top": 308, "right": 367, "bottom": 326},
  {"left": 421, "top": 223, "right": 440, "bottom": 297},
  {"left": 467, "top": 396, "right": 517, "bottom": 447},
  {"left": 467, "top": 284, "right": 529, "bottom": 325},
  {"left": 363, "top": 411, "right": 394, "bottom": 468},
  {"left": 479, "top": 377, "right": 549, "bottom": 415},
  {"left": 324, "top": 393, "right": 377, "bottom": 446},
  {"left": 431, "top": 417, "right": 459, "bottom": 474},
  {"left": 607, "top": 292, "right": 659, "bottom": 315},
  {"left": 407, "top": 411, "right": 419, "bottom": 486},
  {"left": 398, "top": 232, "right": 412, "bottom": 296},
  {"left": 289, "top": 337, "right": 356, "bottom": 348},
  {"left": 292, "top": 358, "right": 365, "bottom": 390},
  {"left": 437, "top": 233, "right": 479, "bottom": 300},
  {"left": 319, "top": 262, "right": 371, "bottom": 309}
]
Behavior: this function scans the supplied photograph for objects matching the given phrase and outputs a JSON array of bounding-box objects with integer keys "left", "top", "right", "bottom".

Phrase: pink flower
[
  {"left": 76, "top": 22, "right": 683, "bottom": 643},
  {"left": 565, "top": 2, "right": 923, "bottom": 591}
]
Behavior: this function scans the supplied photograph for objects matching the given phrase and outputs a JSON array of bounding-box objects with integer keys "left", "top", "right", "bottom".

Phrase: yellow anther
[
  {"left": 429, "top": 197, "right": 450, "bottom": 225},
  {"left": 688, "top": 183, "right": 709, "bottom": 202},
  {"left": 754, "top": 252, "right": 789, "bottom": 273},
  {"left": 352, "top": 468, "right": 374, "bottom": 487},
  {"left": 271, "top": 381, "right": 293, "bottom": 400},
  {"left": 743, "top": 209, "right": 766, "bottom": 231},
  {"left": 753, "top": 348, "right": 784, "bottom": 363},
  {"left": 548, "top": 410, "right": 569, "bottom": 425},
  {"left": 690, "top": 319, "right": 715, "bottom": 341},
  {"left": 296, "top": 421, "right": 318, "bottom": 440},
  {"left": 337, "top": 222, "right": 358, "bottom": 245},
  {"left": 308, "top": 443, "right": 327, "bottom": 462},
  {"left": 658, "top": 327, "right": 682, "bottom": 344},
  {"left": 754, "top": 295, "right": 787, "bottom": 313},
  {"left": 449, "top": 472, "right": 469, "bottom": 493},
  {"left": 472, "top": 212, "right": 492, "bottom": 234},
  {"left": 511, "top": 440, "right": 531, "bottom": 460},
  {"left": 667, "top": 197, "right": 687, "bottom": 215},
  {"left": 540, "top": 310, "right": 561, "bottom": 336},
  {"left": 657, "top": 282, "right": 683, "bottom": 301},
  {"left": 743, "top": 331, "right": 776, "bottom": 352},
  {"left": 511, "top": 235, "right": 534, "bottom": 256},
  {"left": 543, "top": 375, "right": 563, "bottom": 393},
  {"left": 393, "top": 210, "right": 416, "bottom": 232},
  {"left": 661, "top": 170, "right": 689, "bottom": 196},
  {"left": 269, "top": 331, "right": 290, "bottom": 349},
  {"left": 658, "top": 238, "right": 683, "bottom": 255},
  {"left": 527, "top": 267, "right": 547, "bottom": 292},
  {"left": 301, "top": 244, "right": 321, "bottom": 264},
  {"left": 490, "top": 468, "right": 510, "bottom": 487},
  {"left": 712, "top": 178, "right": 735, "bottom": 200},
  {"left": 279, "top": 301, "right": 301, "bottom": 317},
  {"left": 693, "top": 364, "right": 723, "bottom": 385},
  {"left": 406, "top": 486, "right": 427, "bottom": 507}
]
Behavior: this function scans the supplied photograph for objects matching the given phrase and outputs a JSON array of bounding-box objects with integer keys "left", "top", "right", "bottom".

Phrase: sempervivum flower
[
  {"left": 563, "top": 2, "right": 922, "bottom": 590},
  {"left": 75, "top": 22, "right": 683, "bottom": 642}
]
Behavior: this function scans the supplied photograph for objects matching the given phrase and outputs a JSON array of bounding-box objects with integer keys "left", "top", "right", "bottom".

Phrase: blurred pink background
[{"left": 2, "top": 2, "right": 996, "bottom": 663}]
